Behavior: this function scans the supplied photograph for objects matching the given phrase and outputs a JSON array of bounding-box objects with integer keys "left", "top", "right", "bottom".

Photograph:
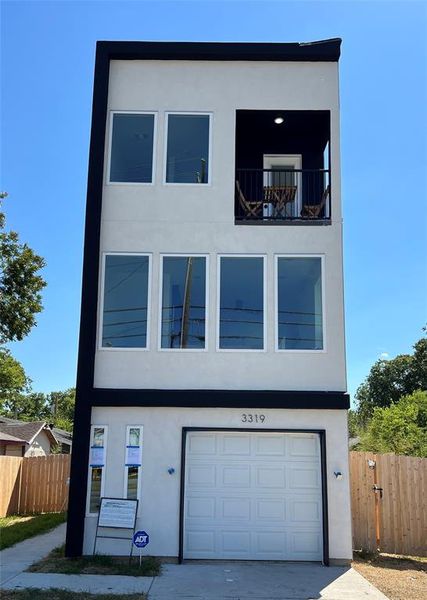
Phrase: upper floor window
[
  {"left": 165, "top": 113, "right": 211, "bottom": 184},
  {"left": 160, "top": 256, "right": 207, "bottom": 349},
  {"left": 277, "top": 256, "right": 324, "bottom": 350},
  {"left": 109, "top": 112, "right": 155, "bottom": 183},
  {"left": 101, "top": 254, "right": 150, "bottom": 348},
  {"left": 218, "top": 256, "right": 265, "bottom": 350}
]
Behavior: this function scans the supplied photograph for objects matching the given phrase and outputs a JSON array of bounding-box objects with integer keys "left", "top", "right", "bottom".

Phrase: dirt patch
[{"left": 352, "top": 552, "right": 427, "bottom": 600}]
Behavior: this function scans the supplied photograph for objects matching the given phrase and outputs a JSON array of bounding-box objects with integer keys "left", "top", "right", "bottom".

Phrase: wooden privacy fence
[
  {"left": 0, "top": 454, "right": 71, "bottom": 517},
  {"left": 350, "top": 451, "right": 427, "bottom": 557}
]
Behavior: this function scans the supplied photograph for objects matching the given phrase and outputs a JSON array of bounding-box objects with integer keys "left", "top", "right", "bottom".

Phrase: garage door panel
[
  {"left": 184, "top": 431, "right": 323, "bottom": 561},
  {"left": 221, "top": 465, "right": 251, "bottom": 487},
  {"left": 187, "top": 464, "right": 216, "bottom": 487},
  {"left": 255, "top": 434, "right": 286, "bottom": 456},
  {"left": 256, "top": 466, "right": 286, "bottom": 488},
  {"left": 256, "top": 498, "right": 286, "bottom": 521},
  {"left": 188, "top": 433, "right": 217, "bottom": 455},
  {"left": 289, "top": 466, "right": 321, "bottom": 489},
  {"left": 290, "top": 498, "right": 321, "bottom": 522},
  {"left": 221, "top": 434, "right": 251, "bottom": 455}
]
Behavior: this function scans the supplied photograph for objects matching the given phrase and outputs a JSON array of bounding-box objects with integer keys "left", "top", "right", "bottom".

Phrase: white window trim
[
  {"left": 158, "top": 254, "right": 209, "bottom": 352},
  {"left": 98, "top": 252, "right": 152, "bottom": 352},
  {"left": 123, "top": 425, "right": 143, "bottom": 501},
  {"left": 106, "top": 111, "right": 158, "bottom": 186},
  {"left": 274, "top": 254, "right": 326, "bottom": 353},
  {"left": 86, "top": 425, "right": 108, "bottom": 517},
  {"left": 216, "top": 254, "right": 267, "bottom": 353},
  {"left": 163, "top": 112, "right": 213, "bottom": 186}
]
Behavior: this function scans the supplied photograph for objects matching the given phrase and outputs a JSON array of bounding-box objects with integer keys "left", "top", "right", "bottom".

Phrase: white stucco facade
[
  {"left": 76, "top": 44, "right": 352, "bottom": 564},
  {"left": 83, "top": 406, "right": 352, "bottom": 561},
  {"left": 93, "top": 59, "right": 346, "bottom": 392}
]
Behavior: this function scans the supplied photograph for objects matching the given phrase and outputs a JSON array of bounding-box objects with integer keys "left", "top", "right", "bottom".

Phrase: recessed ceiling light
[{"left": 274, "top": 117, "right": 284, "bottom": 125}]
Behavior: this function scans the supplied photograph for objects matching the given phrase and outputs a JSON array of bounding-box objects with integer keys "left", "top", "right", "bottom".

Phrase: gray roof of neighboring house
[
  {"left": 0, "top": 431, "right": 26, "bottom": 445},
  {"left": 52, "top": 427, "right": 73, "bottom": 448},
  {"left": 0, "top": 421, "right": 57, "bottom": 446}
]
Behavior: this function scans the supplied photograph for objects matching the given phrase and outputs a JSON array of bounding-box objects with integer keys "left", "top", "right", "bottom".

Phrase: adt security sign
[{"left": 133, "top": 531, "right": 149, "bottom": 548}]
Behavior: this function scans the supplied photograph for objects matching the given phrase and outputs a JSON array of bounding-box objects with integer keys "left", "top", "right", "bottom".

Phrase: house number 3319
[{"left": 241, "top": 414, "right": 265, "bottom": 423}]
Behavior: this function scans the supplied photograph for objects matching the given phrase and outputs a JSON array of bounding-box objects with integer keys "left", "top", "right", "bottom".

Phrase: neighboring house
[
  {"left": 52, "top": 427, "right": 73, "bottom": 454},
  {"left": 0, "top": 419, "right": 58, "bottom": 456},
  {"left": 66, "top": 39, "right": 352, "bottom": 566}
]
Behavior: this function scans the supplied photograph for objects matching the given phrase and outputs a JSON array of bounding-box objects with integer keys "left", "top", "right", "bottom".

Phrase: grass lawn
[
  {"left": 0, "top": 513, "right": 66, "bottom": 550},
  {"left": 28, "top": 544, "right": 161, "bottom": 577},
  {"left": 353, "top": 551, "right": 427, "bottom": 600},
  {"left": 1, "top": 590, "right": 145, "bottom": 600}
]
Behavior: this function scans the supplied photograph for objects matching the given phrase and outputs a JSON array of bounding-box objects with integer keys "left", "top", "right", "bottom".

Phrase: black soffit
[{"left": 96, "top": 39, "right": 342, "bottom": 62}]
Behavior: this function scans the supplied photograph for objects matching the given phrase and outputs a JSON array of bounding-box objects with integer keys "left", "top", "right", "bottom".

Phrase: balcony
[
  {"left": 235, "top": 168, "right": 330, "bottom": 222},
  {"left": 235, "top": 109, "right": 331, "bottom": 224}
]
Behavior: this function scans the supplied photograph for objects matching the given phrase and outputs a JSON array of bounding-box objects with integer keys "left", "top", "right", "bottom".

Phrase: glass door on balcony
[{"left": 263, "top": 154, "right": 302, "bottom": 218}]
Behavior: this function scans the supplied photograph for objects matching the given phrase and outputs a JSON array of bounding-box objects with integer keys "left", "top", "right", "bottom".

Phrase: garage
[{"left": 183, "top": 430, "right": 324, "bottom": 561}]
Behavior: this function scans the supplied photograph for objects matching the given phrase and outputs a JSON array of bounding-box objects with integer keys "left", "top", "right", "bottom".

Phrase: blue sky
[{"left": 1, "top": 1, "right": 426, "bottom": 405}]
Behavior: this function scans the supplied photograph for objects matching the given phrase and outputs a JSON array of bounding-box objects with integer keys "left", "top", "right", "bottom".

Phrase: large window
[
  {"left": 101, "top": 254, "right": 150, "bottom": 349},
  {"left": 109, "top": 112, "right": 155, "bottom": 183},
  {"left": 277, "top": 257, "right": 323, "bottom": 350},
  {"left": 219, "top": 256, "right": 265, "bottom": 350},
  {"left": 88, "top": 426, "right": 107, "bottom": 514},
  {"left": 160, "top": 256, "right": 207, "bottom": 349},
  {"left": 165, "top": 114, "right": 211, "bottom": 184}
]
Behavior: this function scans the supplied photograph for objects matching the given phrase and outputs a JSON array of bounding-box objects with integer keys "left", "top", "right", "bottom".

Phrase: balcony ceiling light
[{"left": 274, "top": 116, "right": 284, "bottom": 125}]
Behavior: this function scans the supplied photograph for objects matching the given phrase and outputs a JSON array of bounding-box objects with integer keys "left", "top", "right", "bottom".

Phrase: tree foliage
[
  {"left": 359, "top": 390, "right": 427, "bottom": 457},
  {"left": 0, "top": 192, "right": 46, "bottom": 344},
  {"left": 0, "top": 348, "right": 31, "bottom": 412},
  {"left": 354, "top": 335, "right": 427, "bottom": 425}
]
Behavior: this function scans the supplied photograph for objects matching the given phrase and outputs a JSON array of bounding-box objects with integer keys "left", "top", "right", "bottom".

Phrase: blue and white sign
[{"left": 133, "top": 530, "right": 149, "bottom": 548}]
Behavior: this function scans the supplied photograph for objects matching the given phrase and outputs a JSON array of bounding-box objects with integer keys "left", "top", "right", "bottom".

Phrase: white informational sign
[
  {"left": 98, "top": 498, "right": 138, "bottom": 529},
  {"left": 90, "top": 446, "right": 105, "bottom": 467},
  {"left": 125, "top": 445, "right": 142, "bottom": 466}
]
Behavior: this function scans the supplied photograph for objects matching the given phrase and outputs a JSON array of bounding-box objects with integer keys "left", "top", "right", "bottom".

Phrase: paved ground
[{"left": 0, "top": 525, "right": 389, "bottom": 599}]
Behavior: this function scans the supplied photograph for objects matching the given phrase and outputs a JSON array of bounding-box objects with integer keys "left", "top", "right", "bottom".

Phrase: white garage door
[{"left": 183, "top": 431, "right": 323, "bottom": 561}]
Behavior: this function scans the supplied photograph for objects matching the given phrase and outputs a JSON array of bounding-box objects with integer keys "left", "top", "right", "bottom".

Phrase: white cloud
[{"left": 379, "top": 352, "right": 390, "bottom": 360}]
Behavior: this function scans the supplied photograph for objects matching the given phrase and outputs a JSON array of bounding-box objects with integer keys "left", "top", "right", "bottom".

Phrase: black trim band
[
  {"left": 179, "top": 428, "right": 329, "bottom": 565},
  {"left": 91, "top": 388, "right": 349, "bottom": 410}
]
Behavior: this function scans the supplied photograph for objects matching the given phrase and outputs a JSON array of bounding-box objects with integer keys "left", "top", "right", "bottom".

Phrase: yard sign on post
[
  {"left": 93, "top": 497, "right": 138, "bottom": 560},
  {"left": 133, "top": 530, "right": 150, "bottom": 566}
]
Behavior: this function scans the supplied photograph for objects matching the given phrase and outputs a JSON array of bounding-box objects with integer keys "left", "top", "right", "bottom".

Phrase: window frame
[
  {"left": 163, "top": 112, "right": 213, "bottom": 186},
  {"left": 106, "top": 110, "right": 157, "bottom": 186},
  {"left": 158, "top": 254, "right": 209, "bottom": 352},
  {"left": 86, "top": 425, "right": 108, "bottom": 516},
  {"left": 123, "top": 425, "right": 143, "bottom": 501},
  {"left": 98, "top": 252, "right": 152, "bottom": 352},
  {"left": 216, "top": 254, "right": 267, "bottom": 353},
  {"left": 274, "top": 254, "right": 326, "bottom": 353}
]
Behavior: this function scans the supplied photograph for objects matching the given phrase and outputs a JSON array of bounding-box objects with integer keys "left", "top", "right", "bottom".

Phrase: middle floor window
[
  {"left": 218, "top": 256, "right": 265, "bottom": 350},
  {"left": 160, "top": 256, "right": 207, "bottom": 349}
]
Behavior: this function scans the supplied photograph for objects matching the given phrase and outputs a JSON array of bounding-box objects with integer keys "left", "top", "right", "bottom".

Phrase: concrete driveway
[{"left": 148, "top": 561, "right": 389, "bottom": 600}]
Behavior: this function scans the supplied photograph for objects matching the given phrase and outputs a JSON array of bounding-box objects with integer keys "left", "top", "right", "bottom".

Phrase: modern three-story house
[{"left": 66, "top": 39, "right": 352, "bottom": 565}]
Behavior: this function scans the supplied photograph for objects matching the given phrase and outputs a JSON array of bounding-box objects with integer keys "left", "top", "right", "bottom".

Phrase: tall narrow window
[
  {"left": 219, "top": 257, "right": 264, "bottom": 350},
  {"left": 166, "top": 114, "right": 210, "bottom": 183},
  {"left": 277, "top": 257, "right": 323, "bottom": 350},
  {"left": 102, "top": 254, "right": 150, "bottom": 348},
  {"left": 109, "top": 113, "right": 155, "bottom": 183},
  {"left": 125, "top": 426, "right": 142, "bottom": 500},
  {"left": 88, "top": 426, "right": 106, "bottom": 514},
  {"left": 161, "top": 257, "right": 206, "bottom": 349}
]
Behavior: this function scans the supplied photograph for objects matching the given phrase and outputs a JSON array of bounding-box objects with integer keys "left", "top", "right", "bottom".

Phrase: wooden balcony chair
[
  {"left": 300, "top": 185, "right": 330, "bottom": 218},
  {"left": 263, "top": 185, "right": 297, "bottom": 217},
  {"left": 236, "top": 180, "right": 263, "bottom": 219}
]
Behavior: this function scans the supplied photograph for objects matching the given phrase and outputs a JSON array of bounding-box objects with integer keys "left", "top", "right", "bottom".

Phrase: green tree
[
  {"left": 359, "top": 390, "right": 427, "bottom": 457},
  {"left": 47, "top": 388, "right": 75, "bottom": 432},
  {"left": 355, "top": 335, "right": 427, "bottom": 424},
  {"left": 0, "top": 348, "right": 31, "bottom": 417},
  {"left": 0, "top": 192, "right": 46, "bottom": 344}
]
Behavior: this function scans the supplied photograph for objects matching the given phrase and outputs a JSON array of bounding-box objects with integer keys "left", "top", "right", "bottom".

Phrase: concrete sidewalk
[{"left": 1, "top": 524, "right": 389, "bottom": 599}]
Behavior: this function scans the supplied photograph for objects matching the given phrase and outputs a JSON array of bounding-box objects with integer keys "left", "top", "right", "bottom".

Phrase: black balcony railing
[{"left": 235, "top": 168, "right": 330, "bottom": 222}]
